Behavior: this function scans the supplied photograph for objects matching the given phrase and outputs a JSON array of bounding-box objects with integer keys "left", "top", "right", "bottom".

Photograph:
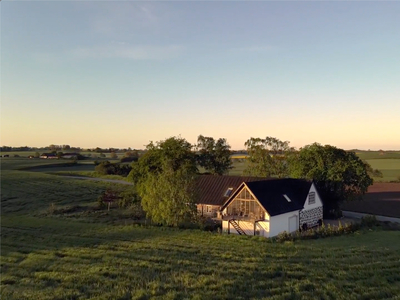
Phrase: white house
[{"left": 220, "top": 178, "right": 323, "bottom": 238}]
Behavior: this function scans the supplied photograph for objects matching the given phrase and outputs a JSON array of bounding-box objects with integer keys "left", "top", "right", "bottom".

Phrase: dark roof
[
  {"left": 196, "top": 175, "right": 267, "bottom": 206},
  {"left": 222, "top": 178, "right": 312, "bottom": 216}
]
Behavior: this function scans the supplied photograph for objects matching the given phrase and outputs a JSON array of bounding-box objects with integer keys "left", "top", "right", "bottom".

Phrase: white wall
[
  {"left": 255, "top": 221, "right": 270, "bottom": 238},
  {"left": 222, "top": 220, "right": 255, "bottom": 235},
  {"left": 223, "top": 211, "right": 300, "bottom": 238},
  {"left": 269, "top": 210, "right": 300, "bottom": 237},
  {"left": 303, "top": 183, "right": 323, "bottom": 210}
]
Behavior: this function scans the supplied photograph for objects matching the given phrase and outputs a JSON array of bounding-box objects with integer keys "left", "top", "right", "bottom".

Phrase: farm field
[
  {"left": 355, "top": 151, "right": 400, "bottom": 160},
  {"left": 341, "top": 182, "right": 400, "bottom": 218},
  {"left": 2, "top": 157, "right": 400, "bottom": 299},
  {"left": 229, "top": 152, "right": 400, "bottom": 182},
  {"left": 2, "top": 150, "right": 400, "bottom": 182},
  {"left": 364, "top": 159, "right": 400, "bottom": 182}
]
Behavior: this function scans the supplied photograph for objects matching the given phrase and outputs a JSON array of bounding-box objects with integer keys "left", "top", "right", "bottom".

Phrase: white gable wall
[
  {"left": 269, "top": 210, "right": 300, "bottom": 237},
  {"left": 300, "top": 183, "right": 323, "bottom": 228},
  {"left": 303, "top": 183, "right": 323, "bottom": 210}
]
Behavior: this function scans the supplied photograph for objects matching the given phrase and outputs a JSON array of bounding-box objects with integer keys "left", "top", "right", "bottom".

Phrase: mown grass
[
  {"left": 365, "top": 159, "right": 400, "bottom": 182},
  {"left": 356, "top": 151, "right": 400, "bottom": 160},
  {"left": 1, "top": 160, "right": 119, "bottom": 215},
  {"left": 2, "top": 215, "right": 400, "bottom": 300},
  {"left": 51, "top": 171, "right": 129, "bottom": 182}
]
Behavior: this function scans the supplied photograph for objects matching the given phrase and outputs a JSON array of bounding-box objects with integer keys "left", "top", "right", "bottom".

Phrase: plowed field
[{"left": 342, "top": 183, "right": 400, "bottom": 218}]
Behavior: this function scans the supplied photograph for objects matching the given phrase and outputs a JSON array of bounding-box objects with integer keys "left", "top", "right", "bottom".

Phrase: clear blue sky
[{"left": 2, "top": 1, "right": 399, "bottom": 150}]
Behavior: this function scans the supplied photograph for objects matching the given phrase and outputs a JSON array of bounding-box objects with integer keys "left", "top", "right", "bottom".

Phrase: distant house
[
  {"left": 62, "top": 153, "right": 79, "bottom": 159},
  {"left": 196, "top": 176, "right": 323, "bottom": 238},
  {"left": 40, "top": 153, "right": 57, "bottom": 159}
]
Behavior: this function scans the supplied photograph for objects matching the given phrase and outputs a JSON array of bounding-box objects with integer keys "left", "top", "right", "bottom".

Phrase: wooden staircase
[{"left": 229, "top": 219, "right": 246, "bottom": 235}]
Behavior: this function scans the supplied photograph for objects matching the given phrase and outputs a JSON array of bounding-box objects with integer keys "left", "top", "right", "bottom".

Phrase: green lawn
[
  {"left": 365, "top": 159, "right": 400, "bottom": 182},
  {"left": 2, "top": 215, "right": 400, "bottom": 300},
  {"left": 356, "top": 151, "right": 400, "bottom": 160},
  {"left": 0, "top": 159, "right": 124, "bottom": 215},
  {"left": 1, "top": 151, "right": 127, "bottom": 159},
  {"left": 2, "top": 157, "right": 400, "bottom": 299}
]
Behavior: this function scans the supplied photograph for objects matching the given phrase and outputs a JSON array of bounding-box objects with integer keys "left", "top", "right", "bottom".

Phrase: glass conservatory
[{"left": 225, "top": 187, "right": 265, "bottom": 220}]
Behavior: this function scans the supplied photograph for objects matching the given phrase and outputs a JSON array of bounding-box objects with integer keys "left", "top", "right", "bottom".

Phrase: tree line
[{"left": 124, "top": 135, "right": 376, "bottom": 226}]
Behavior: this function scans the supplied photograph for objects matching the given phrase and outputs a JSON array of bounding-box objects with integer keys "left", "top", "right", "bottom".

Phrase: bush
[
  {"left": 127, "top": 202, "right": 145, "bottom": 219},
  {"left": 324, "top": 209, "right": 343, "bottom": 219},
  {"left": 95, "top": 161, "right": 132, "bottom": 176},
  {"left": 275, "top": 231, "right": 293, "bottom": 243},
  {"left": 198, "top": 218, "right": 222, "bottom": 232},
  {"left": 360, "top": 215, "right": 379, "bottom": 228},
  {"left": 95, "top": 161, "right": 113, "bottom": 175},
  {"left": 271, "top": 220, "right": 372, "bottom": 243},
  {"left": 120, "top": 156, "right": 138, "bottom": 163},
  {"left": 118, "top": 189, "right": 140, "bottom": 208}
]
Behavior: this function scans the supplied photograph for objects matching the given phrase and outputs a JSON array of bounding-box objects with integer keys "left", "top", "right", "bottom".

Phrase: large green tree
[
  {"left": 196, "top": 135, "right": 232, "bottom": 175},
  {"left": 140, "top": 164, "right": 198, "bottom": 226},
  {"left": 289, "top": 143, "right": 373, "bottom": 217},
  {"left": 243, "top": 136, "right": 294, "bottom": 178},
  {"left": 129, "top": 136, "right": 198, "bottom": 226}
]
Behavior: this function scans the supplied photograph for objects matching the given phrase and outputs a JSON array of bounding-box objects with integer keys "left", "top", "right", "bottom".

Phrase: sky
[{"left": 1, "top": 1, "right": 399, "bottom": 150}]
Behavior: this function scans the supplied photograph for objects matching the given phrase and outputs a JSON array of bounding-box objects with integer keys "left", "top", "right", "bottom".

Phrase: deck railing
[{"left": 220, "top": 214, "right": 265, "bottom": 222}]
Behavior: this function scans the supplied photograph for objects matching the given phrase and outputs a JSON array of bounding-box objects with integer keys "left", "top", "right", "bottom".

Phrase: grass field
[
  {"left": 229, "top": 155, "right": 400, "bottom": 182},
  {"left": 2, "top": 216, "right": 400, "bottom": 300},
  {"left": 2, "top": 158, "right": 400, "bottom": 299},
  {"left": 355, "top": 151, "right": 400, "bottom": 160},
  {"left": 3, "top": 149, "right": 400, "bottom": 182},
  {"left": 365, "top": 159, "right": 400, "bottom": 182},
  {"left": 0, "top": 151, "right": 127, "bottom": 159}
]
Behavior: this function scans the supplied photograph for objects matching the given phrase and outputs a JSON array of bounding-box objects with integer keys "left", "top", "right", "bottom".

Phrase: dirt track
[{"left": 342, "top": 183, "right": 400, "bottom": 218}]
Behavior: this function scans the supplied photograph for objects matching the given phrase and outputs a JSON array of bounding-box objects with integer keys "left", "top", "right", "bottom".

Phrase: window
[
  {"left": 283, "top": 194, "right": 291, "bottom": 202},
  {"left": 224, "top": 188, "right": 233, "bottom": 197},
  {"left": 308, "top": 192, "right": 315, "bottom": 205},
  {"left": 226, "top": 188, "right": 265, "bottom": 219}
]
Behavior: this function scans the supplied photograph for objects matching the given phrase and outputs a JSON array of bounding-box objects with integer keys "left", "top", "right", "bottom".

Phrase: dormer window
[
  {"left": 224, "top": 187, "right": 234, "bottom": 197},
  {"left": 308, "top": 192, "right": 315, "bottom": 205},
  {"left": 283, "top": 194, "right": 291, "bottom": 202}
]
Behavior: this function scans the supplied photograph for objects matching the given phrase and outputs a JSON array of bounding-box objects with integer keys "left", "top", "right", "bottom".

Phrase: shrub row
[{"left": 273, "top": 215, "right": 380, "bottom": 243}]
